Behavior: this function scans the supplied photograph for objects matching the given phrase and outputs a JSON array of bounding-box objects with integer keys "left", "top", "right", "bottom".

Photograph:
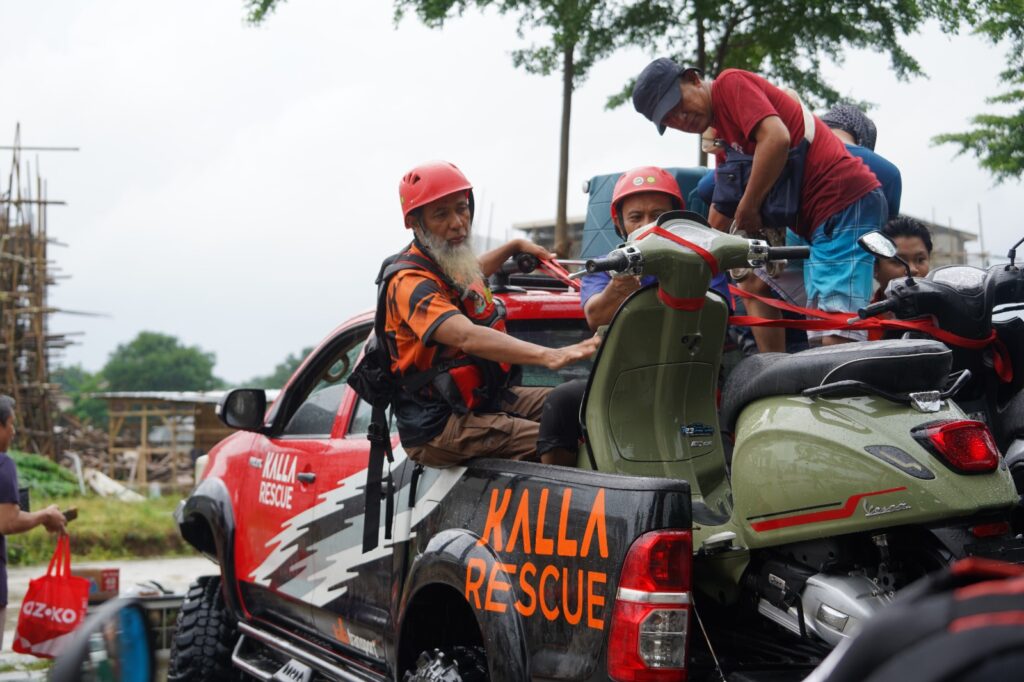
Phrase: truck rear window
[{"left": 505, "top": 318, "right": 594, "bottom": 387}]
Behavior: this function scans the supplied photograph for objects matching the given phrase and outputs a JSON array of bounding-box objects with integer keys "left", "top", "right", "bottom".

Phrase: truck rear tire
[
  {"left": 168, "top": 575, "right": 241, "bottom": 682},
  {"left": 403, "top": 646, "right": 488, "bottom": 681}
]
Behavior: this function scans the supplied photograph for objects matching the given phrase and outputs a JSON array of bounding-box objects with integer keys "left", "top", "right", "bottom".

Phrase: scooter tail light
[
  {"left": 912, "top": 420, "right": 1000, "bottom": 473},
  {"left": 970, "top": 521, "right": 1011, "bottom": 538},
  {"left": 608, "top": 531, "right": 691, "bottom": 682}
]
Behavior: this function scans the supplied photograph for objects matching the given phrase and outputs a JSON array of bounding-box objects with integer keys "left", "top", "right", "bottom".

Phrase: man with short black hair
[
  {"left": 0, "top": 395, "right": 67, "bottom": 646},
  {"left": 877, "top": 216, "right": 932, "bottom": 292}
]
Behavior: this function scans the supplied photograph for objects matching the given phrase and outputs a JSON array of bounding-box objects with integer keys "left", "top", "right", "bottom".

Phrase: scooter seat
[{"left": 720, "top": 339, "right": 953, "bottom": 433}]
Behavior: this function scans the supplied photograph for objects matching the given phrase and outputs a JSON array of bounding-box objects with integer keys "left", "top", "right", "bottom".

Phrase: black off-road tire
[
  {"left": 403, "top": 646, "right": 489, "bottom": 681},
  {"left": 168, "top": 575, "right": 242, "bottom": 682}
]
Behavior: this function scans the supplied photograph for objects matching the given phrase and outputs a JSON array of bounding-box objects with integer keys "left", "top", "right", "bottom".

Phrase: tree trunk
[
  {"left": 554, "top": 41, "right": 575, "bottom": 258},
  {"left": 696, "top": 14, "right": 709, "bottom": 169}
]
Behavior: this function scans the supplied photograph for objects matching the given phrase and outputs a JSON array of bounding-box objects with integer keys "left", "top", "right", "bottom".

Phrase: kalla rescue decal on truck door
[{"left": 468, "top": 487, "right": 611, "bottom": 630}]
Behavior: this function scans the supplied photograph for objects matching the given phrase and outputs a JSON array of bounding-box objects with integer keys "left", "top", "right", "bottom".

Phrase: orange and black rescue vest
[{"left": 372, "top": 242, "right": 515, "bottom": 446}]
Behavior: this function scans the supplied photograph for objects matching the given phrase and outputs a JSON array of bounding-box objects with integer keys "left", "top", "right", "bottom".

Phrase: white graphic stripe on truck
[{"left": 249, "top": 446, "right": 466, "bottom": 607}]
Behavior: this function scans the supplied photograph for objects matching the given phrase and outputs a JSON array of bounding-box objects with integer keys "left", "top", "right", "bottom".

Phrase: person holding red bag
[{"left": 0, "top": 395, "right": 67, "bottom": 647}]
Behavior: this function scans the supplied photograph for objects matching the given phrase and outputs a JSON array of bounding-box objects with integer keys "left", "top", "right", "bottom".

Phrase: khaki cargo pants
[{"left": 405, "top": 387, "right": 551, "bottom": 468}]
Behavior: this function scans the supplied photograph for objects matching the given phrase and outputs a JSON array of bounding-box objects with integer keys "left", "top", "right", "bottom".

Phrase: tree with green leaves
[
  {"left": 613, "top": 0, "right": 963, "bottom": 105},
  {"left": 933, "top": 1, "right": 1024, "bottom": 182},
  {"left": 611, "top": 0, "right": 971, "bottom": 165},
  {"left": 244, "top": 346, "right": 315, "bottom": 389},
  {"left": 392, "top": 0, "right": 621, "bottom": 258},
  {"left": 246, "top": 0, "right": 620, "bottom": 257},
  {"left": 52, "top": 364, "right": 108, "bottom": 426},
  {"left": 102, "top": 332, "right": 224, "bottom": 392},
  {"left": 242, "top": 0, "right": 979, "bottom": 237}
]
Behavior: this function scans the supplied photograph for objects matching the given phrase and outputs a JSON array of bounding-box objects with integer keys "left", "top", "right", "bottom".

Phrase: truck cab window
[{"left": 280, "top": 327, "right": 369, "bottom": 438}]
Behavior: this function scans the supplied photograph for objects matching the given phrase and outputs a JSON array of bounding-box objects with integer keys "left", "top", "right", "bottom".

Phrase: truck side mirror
[
  {"left": 217, "top": 388, "right": 267, "bottom": 431},
  {"left": 49, "top": 598, "right": 155, "bottom": 682}
]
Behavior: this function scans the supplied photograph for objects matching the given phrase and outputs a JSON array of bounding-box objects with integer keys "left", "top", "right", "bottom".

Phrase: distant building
[
  {"left": 97, "top": 390, "right": 279, "bottom": 486},
  {"left": 905, "top": 216, "right": 979, "bottom": 268}
]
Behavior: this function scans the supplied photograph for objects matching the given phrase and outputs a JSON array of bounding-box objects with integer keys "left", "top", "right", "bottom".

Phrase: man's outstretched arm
[
  {"left": 0, "top": 502, "right": 66, "bottom": 536},
  {"left": 433, "top": 314, "right": 599, "bottom": 370}
]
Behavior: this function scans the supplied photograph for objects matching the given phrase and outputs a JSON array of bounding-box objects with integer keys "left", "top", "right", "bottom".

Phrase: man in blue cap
[{"left": 633, "top": 59, "right": 887, "bottom": 345}]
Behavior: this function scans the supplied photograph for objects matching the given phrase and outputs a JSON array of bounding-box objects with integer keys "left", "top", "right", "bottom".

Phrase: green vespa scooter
[{"left": 577, "top": 211, "right": 1022, "bottom": 651}]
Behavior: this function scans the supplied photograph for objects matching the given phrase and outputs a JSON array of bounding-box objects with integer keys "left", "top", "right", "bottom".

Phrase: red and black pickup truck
[{"left": 171, "top": 267, "right": 698, "bottom": 682}]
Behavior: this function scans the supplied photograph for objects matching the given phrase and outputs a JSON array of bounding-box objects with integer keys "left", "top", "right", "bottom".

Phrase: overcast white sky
[{"left": 2, "top": 1, "right": 1021, "bottom": 384}]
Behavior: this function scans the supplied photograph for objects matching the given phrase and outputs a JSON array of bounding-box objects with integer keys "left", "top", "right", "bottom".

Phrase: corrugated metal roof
[{"left": 95, "top": 389, "right": 281, "bottom": 404}]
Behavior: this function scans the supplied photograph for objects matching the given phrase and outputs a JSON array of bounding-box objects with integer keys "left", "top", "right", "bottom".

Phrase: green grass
[
  {"left": 0, "top": 660, "right": 51, "bottom": 673},
  {"left": 10, "top": 450, "right": 80, "bottom": 498},
  {"left": 7, "top": 494, "right": 197, "bottom": 567},
  {"left": 1, "top": 451, "right": 197, "bottom": 565}
]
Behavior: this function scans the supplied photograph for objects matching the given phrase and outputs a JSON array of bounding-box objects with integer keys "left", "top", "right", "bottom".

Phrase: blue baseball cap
[{"left": 632, "top": 58, "right": 700, "bottom": 135}]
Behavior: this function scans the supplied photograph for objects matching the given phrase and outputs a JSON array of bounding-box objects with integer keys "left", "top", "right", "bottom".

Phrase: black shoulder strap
[
  {"left": 362, "top": 244, "right": 447, "bottom": 554},
  {"left": 362, "top": 401, "right": 394, "bottom": 554},
  {"left": 371, "top": 243, "right": 452, "bottom": 358}
]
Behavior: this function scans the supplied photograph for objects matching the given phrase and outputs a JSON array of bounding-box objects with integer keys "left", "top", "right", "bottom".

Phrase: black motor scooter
[{"left": 859, "top": 232, "right": 1024, "bottom": 488}]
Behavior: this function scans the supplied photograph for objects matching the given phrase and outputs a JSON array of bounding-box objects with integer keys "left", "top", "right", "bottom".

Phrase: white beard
[{"left": 415, "top": 227, "right": 482, "bottom": 291}]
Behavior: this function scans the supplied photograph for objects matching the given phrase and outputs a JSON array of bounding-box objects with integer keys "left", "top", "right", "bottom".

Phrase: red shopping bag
[{"left": 12, "top": 535, "right": 90, "bottom": 658}]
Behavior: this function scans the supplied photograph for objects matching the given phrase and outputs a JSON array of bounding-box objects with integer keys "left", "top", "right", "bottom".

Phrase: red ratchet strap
[
  {"left": 658, "top": 288, "right": 705, "bottom": 311},
  {"left": 538, "top": 257, "right": 581, "bottom": 291},
  {"left": 637, "top": 227, "right": 721, "bottom": 275},
  {"left": 728, "top": 285, "right": 1014, "bottom": 383}
]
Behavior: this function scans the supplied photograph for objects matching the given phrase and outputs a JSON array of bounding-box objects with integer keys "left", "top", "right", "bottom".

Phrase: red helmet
[
  {"left": 610, "top": 166, "right": 684, "bottom": 237},
  {"left": 399, "top": 161, "right": 474, "bottom": 223}
]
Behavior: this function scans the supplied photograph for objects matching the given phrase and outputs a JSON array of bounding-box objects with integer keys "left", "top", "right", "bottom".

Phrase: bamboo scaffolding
[{"left": 0, "top": 124, "right": 75, "bottom": 459}]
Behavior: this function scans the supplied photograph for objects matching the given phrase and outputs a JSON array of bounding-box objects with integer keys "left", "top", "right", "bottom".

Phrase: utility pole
[{"left": 977, "top": 203, "right": 988, "bottom": 267}]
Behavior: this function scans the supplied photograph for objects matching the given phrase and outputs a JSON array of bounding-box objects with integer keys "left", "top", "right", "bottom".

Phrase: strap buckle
[{"left": 367, "top": 421, "right": 389, "bottom": 444}]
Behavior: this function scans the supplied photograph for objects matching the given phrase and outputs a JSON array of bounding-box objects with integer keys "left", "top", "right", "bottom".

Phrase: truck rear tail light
[
  {"left": 912, "top": 420, "right": 1000, "bottom": 474},
  {"left": 608, "top": 530, "right": 691, "bottom": 682}
]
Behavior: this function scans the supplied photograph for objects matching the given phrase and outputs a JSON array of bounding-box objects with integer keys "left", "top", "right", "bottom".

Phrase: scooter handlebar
[
  {"left": 499, "top": 252, "right": 541, "bottom": 274},
  {"left": 767, "top": 246, "right": 810, "bottom": 261},
  {"left": 586, "top": 251, "right": 630, "bottom": 274},
  {"left": 858, "top": 298, "right": 898, "bottom": 319}
]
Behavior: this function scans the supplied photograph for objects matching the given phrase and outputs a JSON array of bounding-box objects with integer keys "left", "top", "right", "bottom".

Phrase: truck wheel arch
[
  {"left": 176, "top": 477, "right": 244, "bottom": 617},
  {"left": 398, "top": 529, "right": 529, "bottom": 682}
]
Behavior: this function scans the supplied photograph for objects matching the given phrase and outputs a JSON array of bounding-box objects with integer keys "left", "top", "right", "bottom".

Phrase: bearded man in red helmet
[
  {"left": 384, "top": 161, "right": 599, "bottom": 468},
  {"left": 582, "top": 165, "right": 732, "bottom": 329}
]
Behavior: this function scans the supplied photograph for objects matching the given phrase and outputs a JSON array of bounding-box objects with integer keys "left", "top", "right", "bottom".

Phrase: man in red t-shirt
[{"left": 633, "top": 58, "right": 887, "bottom": 345}]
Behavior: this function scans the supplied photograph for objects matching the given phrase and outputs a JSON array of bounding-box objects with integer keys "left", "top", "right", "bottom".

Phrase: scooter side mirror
[
  {"left": 49, "top": 598, "right": 156, "bottom": 681},
  {"left": 1007, "top": 234, "right": 1024, "bottom": 268},
  {"left": 859, "top": 231, "right": 914, "bottom": 284},
  {"left": 858, "top": 231, "right": 898, "bottom": 258}
]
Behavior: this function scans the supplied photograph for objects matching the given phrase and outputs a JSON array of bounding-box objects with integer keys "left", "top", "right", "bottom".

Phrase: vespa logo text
[
  {"left": 259, "top": 451, "right": 298, "bottom": 510},
  {"left": 863, "top": 499, "right": 912, "bottom": 518}
]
